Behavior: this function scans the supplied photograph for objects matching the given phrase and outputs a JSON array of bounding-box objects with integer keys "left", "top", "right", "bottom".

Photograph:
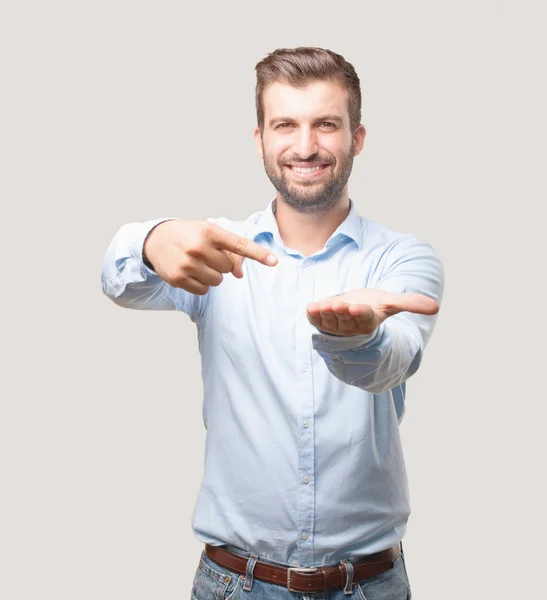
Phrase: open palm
[{"left": 306, "top": 288, "right": 439, "bottom": 336}]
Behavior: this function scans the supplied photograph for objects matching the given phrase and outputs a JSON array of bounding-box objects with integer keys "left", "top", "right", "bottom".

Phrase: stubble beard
[{"left": 262, "top": 142, "right": 355, "bottom": 214}]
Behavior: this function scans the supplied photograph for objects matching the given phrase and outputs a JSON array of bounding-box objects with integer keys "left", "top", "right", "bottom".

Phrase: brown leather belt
[{"left": 205, "top": 543, "right": 401, "bottom": 593}]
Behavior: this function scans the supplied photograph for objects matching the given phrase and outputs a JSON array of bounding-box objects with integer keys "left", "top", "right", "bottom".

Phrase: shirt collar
[{"left": 250, "top": 198, "right": 362, "bottom": 250}]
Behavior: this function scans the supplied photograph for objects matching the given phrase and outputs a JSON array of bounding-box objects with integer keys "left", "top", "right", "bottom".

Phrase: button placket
[{"left": 295, "top": 259, "right": 316, "bottom": 566}]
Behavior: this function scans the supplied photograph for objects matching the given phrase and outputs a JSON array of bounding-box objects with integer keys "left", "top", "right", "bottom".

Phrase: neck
[{"left": 274, "top": 193, "right": 351, "bottom": 257}]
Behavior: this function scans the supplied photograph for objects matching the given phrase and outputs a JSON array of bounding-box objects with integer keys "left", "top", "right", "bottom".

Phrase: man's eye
[
  {"left": 320, "top": 122, "right": 336, "bottom": 129},
  {"left": 276, "top": 123, "right": 293, "bottom": 130}
]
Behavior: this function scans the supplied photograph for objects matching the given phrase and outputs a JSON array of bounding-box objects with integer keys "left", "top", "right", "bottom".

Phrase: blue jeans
[{"left": 191, "top": 545, "right": 412, "bottom": 600}]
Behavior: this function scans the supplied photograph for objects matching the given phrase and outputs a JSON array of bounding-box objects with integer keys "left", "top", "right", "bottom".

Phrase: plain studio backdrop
[{"left": 1, "top": 1, "right": 545, "bottom": 598}]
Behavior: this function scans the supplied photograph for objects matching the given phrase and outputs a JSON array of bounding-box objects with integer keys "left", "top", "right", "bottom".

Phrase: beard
[{"left": 263, "top": 143, "right": 355, "bottom": 214}]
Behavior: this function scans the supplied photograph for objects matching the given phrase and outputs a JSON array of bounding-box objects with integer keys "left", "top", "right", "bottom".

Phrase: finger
[
  {"left": 204, "top": 248, "right": 237, "bottom": 274},
  {"left": 210, "top": 224, "right": 278, "bottom": 266},
  {"left": 318, "top": 304, "right": 338, "bottom": 329},
  {"left": 307, "top": 302, "right": 321, "bottom": 315},
  {"left": 331, "top": 301, "right": 353, "bottom": 321},
  {"left": 306, "top": 304, "right": 322, "bottom": 324},
  {"left": 176, "top": 276, "right": 209, "bottom": 295},
  {"left": 384, "top": 292, "right": 440, "bottom": 317},
  {"left": 333, "top": 303, "right": 378, "bottom": 335},
  {"left": 192, "top": 264, "right": 225, "bottom": 287},
  {"left": 337, "top": 316, "right": 359, "bottom": 336},
  {"left": 306, "top": 313, "right": 324, "bottom": 330},
  {"left": 229, "top": 253, "right": 246, "bottom": 279},
  {"left": 347, "top": 303, "right": 376, "bottom": 322}
]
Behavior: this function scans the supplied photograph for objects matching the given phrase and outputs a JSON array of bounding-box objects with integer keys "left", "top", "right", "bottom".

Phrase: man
[{"left": 102, "top": 47, "right": 443, "bottom": 600}]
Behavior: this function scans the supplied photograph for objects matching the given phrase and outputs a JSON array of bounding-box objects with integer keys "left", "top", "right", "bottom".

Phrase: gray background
[{"left": 2, "top": 1, "right": 546, "bottom": 598}]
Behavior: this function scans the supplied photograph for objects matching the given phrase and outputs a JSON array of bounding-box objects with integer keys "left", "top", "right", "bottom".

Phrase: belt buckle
[{"left": 286, "top": 566, "right": 319, "bottom": 592}]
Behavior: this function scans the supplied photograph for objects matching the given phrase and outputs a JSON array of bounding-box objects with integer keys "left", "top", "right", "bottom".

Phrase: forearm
[{"left": 312, "top": 315, "right": 427, "bottom": 394}]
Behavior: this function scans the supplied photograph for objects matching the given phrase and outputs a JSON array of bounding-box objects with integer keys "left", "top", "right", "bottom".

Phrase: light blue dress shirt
[{"left": 101, "top": 198, "right": 444, "bottom": 568}]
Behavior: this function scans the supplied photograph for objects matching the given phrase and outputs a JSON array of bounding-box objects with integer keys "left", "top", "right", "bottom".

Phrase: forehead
[{"left": 262, "top": 80, "right": 349, "bottom": 122}]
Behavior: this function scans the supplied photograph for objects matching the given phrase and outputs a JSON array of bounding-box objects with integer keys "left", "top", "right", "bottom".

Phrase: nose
[{"left": 293, "top": 125, "right": 318, "bottom": 159}]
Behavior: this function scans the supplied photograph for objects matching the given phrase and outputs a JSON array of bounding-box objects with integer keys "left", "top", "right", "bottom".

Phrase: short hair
[{"left": 255, "top": 47, "right": 362, "bottom": 133}]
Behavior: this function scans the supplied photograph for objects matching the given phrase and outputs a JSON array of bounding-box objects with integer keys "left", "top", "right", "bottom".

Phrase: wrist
[
  {"left": 142, "top": 219, "right": 173, "bottom": 272},
  {"left": 142, "top": 232, "right": 156, "bottom": 271}
]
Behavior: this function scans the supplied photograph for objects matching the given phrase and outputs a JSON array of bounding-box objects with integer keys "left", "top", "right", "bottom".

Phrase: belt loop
[
  {"left": 321, "top": 568, "right": 328, "bottom": 593},
  {"left": 242, "top": 554, "right": 258, "bottom": 592},
  {"left": 340, "top": 559, "right": 354, "bottom": 595}
]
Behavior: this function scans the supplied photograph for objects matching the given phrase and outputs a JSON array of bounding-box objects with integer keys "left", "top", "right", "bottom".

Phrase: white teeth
[{"left": 292, "top": 166, "right": 323, "bottom": 173}]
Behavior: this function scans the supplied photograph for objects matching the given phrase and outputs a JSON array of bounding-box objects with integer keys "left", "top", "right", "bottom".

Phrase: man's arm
[
  {"left": 309, "top": 236, "right": 444, "bottom": 394},
  {"left": 101, "top": 217, "right": 278, "bottom": 319}
]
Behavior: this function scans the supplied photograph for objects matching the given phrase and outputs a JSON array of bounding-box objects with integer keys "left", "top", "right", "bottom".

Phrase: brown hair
[{"left": 255, "top": 47, "right": 362, "bottom": 133}]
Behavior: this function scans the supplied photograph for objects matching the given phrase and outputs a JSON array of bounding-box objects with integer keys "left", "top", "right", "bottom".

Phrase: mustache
[{"left": 279, "top": 153, "right": 334, "bottom": 165}]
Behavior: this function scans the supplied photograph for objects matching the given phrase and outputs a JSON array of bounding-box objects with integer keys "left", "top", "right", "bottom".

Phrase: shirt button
[
  {"left": 301, "top": 531, "right": 309, "bottom": 540},
  {"left": 300, "top": 364, "right": 308, "bottom": 372},
  {"left": 302, "top": 420, "right": 309, "bottom": 428},
  {"left": 303, "top": 476, "right": 309, "bottom": 484}
]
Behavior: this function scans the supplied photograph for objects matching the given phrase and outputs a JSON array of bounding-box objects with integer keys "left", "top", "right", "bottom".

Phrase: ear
[
  {"left": 352, "top": 124, "right": 366, "bottom": 157},
  {"left": 254, "top": 127, "right": 264, "bottom": 158}
]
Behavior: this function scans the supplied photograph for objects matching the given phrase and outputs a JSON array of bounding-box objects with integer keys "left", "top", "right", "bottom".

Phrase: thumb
[{"left": 229, "top": 253, "right": 246, "bottom": 278}]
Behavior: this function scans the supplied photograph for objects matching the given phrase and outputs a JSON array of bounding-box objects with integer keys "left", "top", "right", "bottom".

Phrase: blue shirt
[{"left": 101, "top": 198, "right": 444, "bottom": 568}]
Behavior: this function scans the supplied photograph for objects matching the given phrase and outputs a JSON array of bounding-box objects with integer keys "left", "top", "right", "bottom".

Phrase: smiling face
[{"left": 255, "top": 80, "right": 365, "bottom": 213}]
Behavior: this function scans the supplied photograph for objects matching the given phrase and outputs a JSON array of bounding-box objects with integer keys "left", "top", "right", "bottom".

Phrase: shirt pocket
[{"left": 192, "top": 551, "right": 245, "bottom": 600}]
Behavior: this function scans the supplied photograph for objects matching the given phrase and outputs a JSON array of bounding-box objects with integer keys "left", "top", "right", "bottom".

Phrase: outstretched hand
[{"left": 306, "top": 288, "right": 439, "bottom": 337}]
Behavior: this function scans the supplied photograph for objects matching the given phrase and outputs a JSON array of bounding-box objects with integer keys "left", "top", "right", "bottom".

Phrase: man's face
[{"left": 255, "top": 80, "right": 365, "bottom": 213}]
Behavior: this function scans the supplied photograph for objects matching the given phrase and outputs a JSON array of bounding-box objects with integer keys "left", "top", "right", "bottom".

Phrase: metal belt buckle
[{"left": 286, "top": 566, "right": 319, "bottom": 592}]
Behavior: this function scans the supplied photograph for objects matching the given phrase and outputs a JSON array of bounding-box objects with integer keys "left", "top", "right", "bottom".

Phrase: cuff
[
  {"left": 311, "top": 323, "right": 385, "bottom": 353},
  {"left": 133, "top": 218, "right": 176, "bottom": 276}
]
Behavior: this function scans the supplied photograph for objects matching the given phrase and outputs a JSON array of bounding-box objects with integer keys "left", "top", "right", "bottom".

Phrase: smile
[
  {"left": 285, "top": 164, "right": 330, "bottom": 179},
  {"left": 292, "top": 166, "right": 323, "bottom": 173}
]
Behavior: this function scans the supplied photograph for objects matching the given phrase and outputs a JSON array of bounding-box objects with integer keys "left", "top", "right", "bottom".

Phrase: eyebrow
[{"left": 268, "top": 115, "right": 344, "bottom": 126}]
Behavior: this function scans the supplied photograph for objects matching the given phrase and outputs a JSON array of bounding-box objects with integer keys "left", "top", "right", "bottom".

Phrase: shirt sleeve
[
  {"left": 311, "top": 236, "right": 445, "bottom": 394},
  {"left": 100, "top": 218, "right": 207, "bottom": 322}
]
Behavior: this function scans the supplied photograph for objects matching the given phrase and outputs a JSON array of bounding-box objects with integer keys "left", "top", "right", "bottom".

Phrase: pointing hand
[{"left": 144, "top": 220, "right": 278, "bottom": 295}]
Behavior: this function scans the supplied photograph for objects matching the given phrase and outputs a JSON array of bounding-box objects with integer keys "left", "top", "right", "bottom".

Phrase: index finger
[{"left": 211, "top": 224, "right": 278, "bottom": 266}]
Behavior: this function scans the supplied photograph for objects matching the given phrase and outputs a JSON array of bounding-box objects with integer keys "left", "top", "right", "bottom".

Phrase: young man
[{"left": 102, "top": 47, "right": 444, "bottom": 600}]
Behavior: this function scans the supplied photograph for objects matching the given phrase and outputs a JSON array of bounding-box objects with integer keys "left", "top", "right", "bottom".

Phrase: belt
[{"left": 205, "top": 543, "right": 401, "bottom": 593}]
